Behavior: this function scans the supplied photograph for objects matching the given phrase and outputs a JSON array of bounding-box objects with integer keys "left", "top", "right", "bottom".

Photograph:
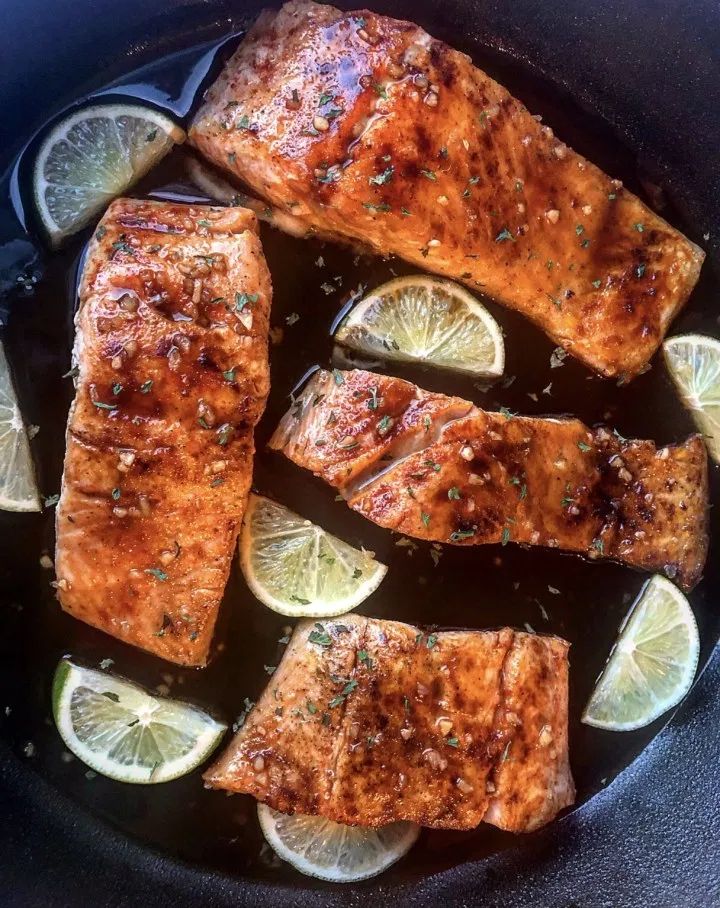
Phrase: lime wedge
[
  {"left": 52, "top": 659, "right": 226, "bottom": 783},
  {"left": 258, "top": 803, "right": 419, "bottom": 882},
  {"left": 582, "top": 575, "right": 699, "bottom": 731},
  {"left": 34, "top": 103, "right": 186, "bottom": 246},
  {"left": 334, "top": 275, "right": 504, "bottom": 377},
  {"left": 663, "top": 333, "right": 720, "bottom": 462},
  {"left": 0, "top": 340, "right": 40, "bottom": 512},
  {"left": 239, "top": 494, "right": 387, "bottom": 617}
]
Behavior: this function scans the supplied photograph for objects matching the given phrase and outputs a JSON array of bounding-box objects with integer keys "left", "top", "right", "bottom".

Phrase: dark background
[{"left": 1, "top": 0, "right": 719, "bottom": 905}]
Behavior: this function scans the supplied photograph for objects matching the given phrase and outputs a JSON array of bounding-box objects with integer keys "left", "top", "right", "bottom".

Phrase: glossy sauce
[{"left": 0, "top": 22, "right": 718, "bottom": 885}]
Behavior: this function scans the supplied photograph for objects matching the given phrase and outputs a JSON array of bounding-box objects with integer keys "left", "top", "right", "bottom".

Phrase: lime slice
[
  {"left": 582, "top": 575, "right": 699, "bottom": 731},
  {"left": 663, "top": 333, "right": 720, "bottom": 462},
  {"left": 52, "top": 659, "right": 226, "bottom": 783},
  {"left": 0, "top": 340, "right": 40, "bottom": 512},
  {"left": 334, "top": 275, "right": 504, "bottom": 377},
  {"left": 258, "top": 804, "right": 419, "bottom": 882},
  {"left": 239, "top": 494, "right": 387, "bottom": 617},
  {"left": 34, "top": 103, "right": 186, "bottom": 246}
]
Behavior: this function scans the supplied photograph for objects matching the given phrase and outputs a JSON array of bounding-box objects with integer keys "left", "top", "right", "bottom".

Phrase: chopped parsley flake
[
  {"left": 369, "top": 166, "right": 394, "bottom": 185},
  {"left": 495, "top": 227, "right": 514, "bottom": 243},
  {"left": 222, "top": 369, "right": 236, "bottom": 382},
  {"left": 309, "top": 624, "right": 333, "bottom": 647},
  {"left": 636, "top": 263, "right": 646, "bottom": 278},
  {"left": 111, "top": 239, "right": 135, "bottom": 255},
  {"left": 450, "top": 528, "right": 475, "bottom": 541},
  {"left": 358, "top": 650, "right": 373, "bottom": 669},
  {"left": 111, "top": 488, "right": 121, "bottom": 501},
  {"left": 144, "top": 568, "right": 168, "bottom": 582},
  {"left": 447, "top": 487, "right": 461, "bottom": 500},
  {"left": 426, "top": 634, "right": 438, "bottom": 649},
  {"left": 421, "top": 512, "right": 431, "bottom": 528},
  {"left": 235, "top": 291, "right": 258, "bottom": 311},
  {"left": 377, "top": 414, "right": 393, "bottom": 434},
  {"left": 420, "top": 169, "right": 437, "bottom": 181},
  {"left": 634, "top": 222, "right": 645, "bottom": 232},
  {"left": 216, "top": 424, "right": 233, "bottom": 446},
  {"left": 140, "top": 380, "right": 153, "bottom": 393},
  {"left": 501, "top": 526, "right": 511, "bottom": 546},
  {"left": 447, "top": 736, "right": 459, "bottom": 747},
  {"left": 577, "top": 441, "right": 592, "bottom": 452},
  {"left": 329, "top": 679, "right": 358, "bottom": 708}
]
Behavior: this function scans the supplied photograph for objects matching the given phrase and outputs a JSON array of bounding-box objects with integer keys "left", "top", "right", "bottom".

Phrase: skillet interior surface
[{"left": 0, "top": 0, "right": 718, "bottom": 897}]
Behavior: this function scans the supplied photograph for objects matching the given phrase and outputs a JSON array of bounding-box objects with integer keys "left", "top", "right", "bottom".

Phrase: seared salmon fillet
[
  {"left": 189, "top": 0, "right": 704, "bottom": 379},
  {"left": 205, "top": 615, "right": 574, "bottom": 832},
  {"left": 270, "top": 370, "right": 708, "bottom": 590},
  {"left": 54, "top": 199, "right": 271, "bottom": 666}
]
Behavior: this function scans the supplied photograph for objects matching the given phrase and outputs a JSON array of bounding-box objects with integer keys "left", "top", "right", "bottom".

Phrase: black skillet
[{"left": 1, "top": 0, "right": 719, "bottom": 905}]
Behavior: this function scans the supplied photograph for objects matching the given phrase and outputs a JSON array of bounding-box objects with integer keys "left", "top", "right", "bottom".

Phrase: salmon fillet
[
  {"left": 205, "top": 615, "right": 574, "bottom": 832},
  {"left": 270, "top": 369, "right": 708, "bottom": 590},
  {"left": 54, "top": 199, "right": 271, "bottom": 666},
  {"left": 189, "top": 0, "right": 704, "bottom": 379}
]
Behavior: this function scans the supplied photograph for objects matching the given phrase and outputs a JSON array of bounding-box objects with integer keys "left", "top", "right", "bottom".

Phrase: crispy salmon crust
[
  {"left": 54, "top": 199, "right": 271, "bottom": 666},
  {"left": 189, "top": 0, "right": 704, "bottom": 378},
  {"left": 270, "top": 369, "right": 709, "bottom": 590},
  {"left": 205, "top": 616, "right": 574, "bottom": 832}
]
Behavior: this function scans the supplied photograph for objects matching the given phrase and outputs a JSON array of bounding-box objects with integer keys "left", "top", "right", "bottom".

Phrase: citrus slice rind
[
  {"left": 582, "top": 575, "right": 699, "bottom": 731},
  {"left": 334, "top": 275, "right": 504, "bottom": 378},
  {"left": 258, "top": 803, "right": 420, "bottom": 882},
  {"left": 663, "top": 333, "right": 720, "bottom": 462},
  {"left": 239, "top": 494, "right": 387, "bottom": 617},
  {"left": 52, "top": 659, "right": 226, "bottom": 783},
  {"left": 33, "top": 103, "right": 186, "bottom": 246},
  {"left": 0, "top": 341, "right": 40, "bottom": 512}
]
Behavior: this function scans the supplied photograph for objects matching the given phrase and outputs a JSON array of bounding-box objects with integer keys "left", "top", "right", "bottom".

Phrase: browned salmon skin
[
  {"left": 205, "top": 615, "right": 575, "bottom": 832},
  {"left": 270, "top": 369, "right": 708, "bottom": 590},
  {"left": 189, "top": 0, "right": 704, "bottom": 379},
  {"left": 54, "top": 199, "right": 271, "bottom": 666}
]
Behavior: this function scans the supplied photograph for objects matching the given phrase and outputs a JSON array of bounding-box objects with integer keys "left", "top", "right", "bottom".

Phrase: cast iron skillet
[{"left": 1, "top": 0, "right": 719, "bottom": 904}]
